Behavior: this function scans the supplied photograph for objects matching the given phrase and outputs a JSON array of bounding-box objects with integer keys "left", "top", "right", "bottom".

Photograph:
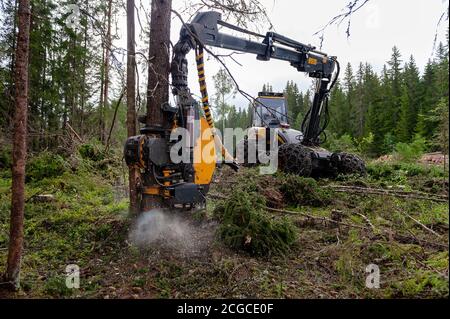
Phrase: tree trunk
[
  {"left": 142, "top": 0, "right": 172, "bottom": 211},
  {"left": 4, "top": 0, "right": 31, "bottom": 290},
  {"left": 101, "top": 0, "right": 113, "bottom": 144},
  {"left": 98, "top": 45, "right": 105, "bottom": 140},
  {"left": 127, "top": 0, "right": 139, "bottom": 215},
  {"left": 7, "top": 0, "right": 19, "bottom": 130},
  {"left": 146, "top": 0, "right": 172, "bottom": 129},
  {"left": 79, "top": 0, "right": 89, "bottom": 138}
]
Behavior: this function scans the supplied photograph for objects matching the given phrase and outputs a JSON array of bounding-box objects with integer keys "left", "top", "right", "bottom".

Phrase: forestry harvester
[{"left": 124, "top": 11, "right": 365, "bottom": 211}]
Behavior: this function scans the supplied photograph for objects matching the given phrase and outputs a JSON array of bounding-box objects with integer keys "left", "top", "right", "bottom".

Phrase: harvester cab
[{"left": 252, "top": 92, "right": 289, "bottom": 128}]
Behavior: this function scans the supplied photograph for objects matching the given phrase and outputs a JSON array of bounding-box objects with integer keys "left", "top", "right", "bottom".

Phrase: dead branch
[
  {"left": 431, "top": 6, "right": 450, "bottom": 54},
  {"left": 400, "top": 211, "right": 442, "bottom": 238},
  {"left": 264, "top": 205, "right": 367, "bottom": 230},
  {"left": 197, "top": 0, "right": 272, "bottom": 29},
  {"left": 207, "top": 192, "right": 448, "bottom": 250},
  {"left": 328, "top": 185, "right": 448, "bottom": 199},
  {"left": 326, "top": 185, "right": 448, "bottom": 203},
  {"left": 104, "top": 87, "right": 126, "bottom": 153},
  {"left": 267, "top": 206, "right": 448, "bottom": 250},
  {"left": 354, "top": 211, "right": 376, "bottom": 231},
  {"left": 314, "top": 0, "right": 370, "bottom": 39},
  {"left": 66, "top": 122, "right": 83, "bottom": 143}
]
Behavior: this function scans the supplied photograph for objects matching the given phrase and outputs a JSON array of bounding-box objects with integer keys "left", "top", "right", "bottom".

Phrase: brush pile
[{"left": 214, "top": 190, "right": 297, "bottom": 256}]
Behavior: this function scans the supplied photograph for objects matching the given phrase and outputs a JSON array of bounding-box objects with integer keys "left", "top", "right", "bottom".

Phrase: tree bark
[
  {"left": 4, "top": 0, "right": 31, "bottom": 290},
  {"left": 7, "top": 0, "right": 19, "bottom": 130},
  {"left": 80, "top": 0, "right": 89, "bottom": 138},
  {"left": 142, "top": 0, "right": 172, "bottom": 211},
  {"left": 100, "top": 0, "right": 113, "bottom": 144},
  {"left": 127, "top": 0, "right": 139, "bottom": 215},
  {"left": 146, "top": 0, "right": 172, "bottom": 129}
]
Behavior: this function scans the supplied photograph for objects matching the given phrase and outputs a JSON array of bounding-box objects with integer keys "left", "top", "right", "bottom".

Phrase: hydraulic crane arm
[
  {"left": 171, "top": 11, "right": 339, "bottom": 146},
  {"left": 183, "top": 11, "right": 335, "bottom": 78}
]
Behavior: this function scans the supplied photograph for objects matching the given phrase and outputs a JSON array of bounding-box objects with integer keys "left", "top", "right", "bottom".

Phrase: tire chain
[
  {"left": 278, "top": 143, "right": 313, "bottom": 177},
  {"left": 338, "top": 153, "right": 366, "bottom": 176}
]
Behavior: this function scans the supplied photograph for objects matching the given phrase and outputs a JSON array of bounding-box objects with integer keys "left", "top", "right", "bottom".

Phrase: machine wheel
[
  {"left": 278, "top": 143, "right": 313, "bottom": 177},
  {"left": 337, "top": 153, "right": 366, "bottom": 176}
]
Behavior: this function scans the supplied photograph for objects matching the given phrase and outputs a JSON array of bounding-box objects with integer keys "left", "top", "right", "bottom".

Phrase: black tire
[
  {"left": 278, "top": 143, "right": 313, "bottom": 177},
  {"left": 337, "top": 153, "right": 366, "bottom": 176}
]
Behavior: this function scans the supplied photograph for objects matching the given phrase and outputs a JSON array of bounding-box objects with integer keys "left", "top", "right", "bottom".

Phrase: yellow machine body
[{"left": 193, "top": 117, "right": 216, "bottom": 185}]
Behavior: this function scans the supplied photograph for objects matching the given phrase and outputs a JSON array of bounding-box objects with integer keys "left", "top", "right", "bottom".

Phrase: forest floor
[{"left": 0, "top": 152, "right": 448, "bottom": 299}]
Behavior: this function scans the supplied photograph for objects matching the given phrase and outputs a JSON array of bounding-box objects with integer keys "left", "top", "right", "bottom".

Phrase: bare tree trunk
[
  {"left": 7, "top": 0, "right": 19, "bottom": 130},
  {"left": 98, "top": 45, "right": 105, "bottom": 140},
  {"left": 127, "top": 0, "right": 139, "bottom": 215},
  {"left": 101, "top": 0, "right": 113, "bottom": 144},
  {"left": 4, "top": 0, "right": 31, "bottom": 290},
  {"left": 80, "top": 0, "right": 89, "bottom": 138},
  {"left": 146, "top": 0, "right": 172, "bottom": 129},
  {"left": 142, "top": 0, "right": 172, "bottom": 211}
]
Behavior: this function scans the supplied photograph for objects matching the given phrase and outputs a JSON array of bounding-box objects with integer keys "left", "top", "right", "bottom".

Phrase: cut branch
[{"left": 104, "top": 88, "right": 126, "bottom": 153}]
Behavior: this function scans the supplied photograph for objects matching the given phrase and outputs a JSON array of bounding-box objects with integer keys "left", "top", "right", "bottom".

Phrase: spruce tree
[{"left": 398, "top": 55, "right": 421, "bottom": 142}]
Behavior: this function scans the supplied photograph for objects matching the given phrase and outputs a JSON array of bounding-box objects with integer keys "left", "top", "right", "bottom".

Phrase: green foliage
[
  {"left": 44, "top": 275, "right": 73, "bottom": 297},
  {"left": 392, "top": 271, "right": 449, "bottom": 298},
  {"left": 398, "top": 56, "right": 421, "bottom": 142},
  {"left": 219, "top": 105, "right": 251, "bottom": 130},
  {"left": 324, "top": 44, "right": 448, "bottom": 156},
  {"left": 26, "top": 152, "right": 69, "bottom": 182},
  {"left": 357, "top": 133, "right": 375, "bottom": 155},
  {"left": 78, "top": 143, "right": 105, "bottom": 162},
  {"left": 285, "top": 81, "right": 307, "bottom": 123},
  {"left": 213, "top": 68, "right": 236, "bottom": 132},
  {"left": 326, "top": 133, "right": 357, "bottom": 153},
  {"left": 393, "top": 135, "right": 427, "bottom": 162},
  {"left": 426, "top": 251, "right": 449, "bottom": 269},
  {"left": 325, "top": 132, "right": 375, "bottom": 157},
  {"left": 382, "top": 133, "right": 396, "bottom": 155},
  {"left": 214, "top": 191, "right": 297, "bottom": 256},
  {"left": 431, "top": 98, "right": 449, "bottom": 154},
  {"left": 278, "top": 174, "right": 331, "bottom": 207},
  {"left": 366, "top": 161, "right": 446, "bottom": 182},
  {"left": 0, "top": 144, "right": 12, "bottom": 170}
]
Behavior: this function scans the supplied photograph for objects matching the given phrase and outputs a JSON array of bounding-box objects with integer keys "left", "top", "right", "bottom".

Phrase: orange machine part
[{"left": 193, "top": 117, "right": 216, "bottom": 185}]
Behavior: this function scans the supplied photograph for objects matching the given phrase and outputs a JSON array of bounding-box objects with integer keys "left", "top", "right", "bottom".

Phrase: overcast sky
[{"left": 116, "top": 0, "right": 449, "bottom": 109}]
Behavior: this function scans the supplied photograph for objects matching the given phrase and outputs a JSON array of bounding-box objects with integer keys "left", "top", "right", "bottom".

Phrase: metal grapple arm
[{"left": 171, "top": 11, "right": 339, "bottom": 146}]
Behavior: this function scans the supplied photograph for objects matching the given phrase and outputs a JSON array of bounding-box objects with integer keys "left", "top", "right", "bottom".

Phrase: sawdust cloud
[{"left": 128, "top": 209, "right": 212, "bottom": 255}]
